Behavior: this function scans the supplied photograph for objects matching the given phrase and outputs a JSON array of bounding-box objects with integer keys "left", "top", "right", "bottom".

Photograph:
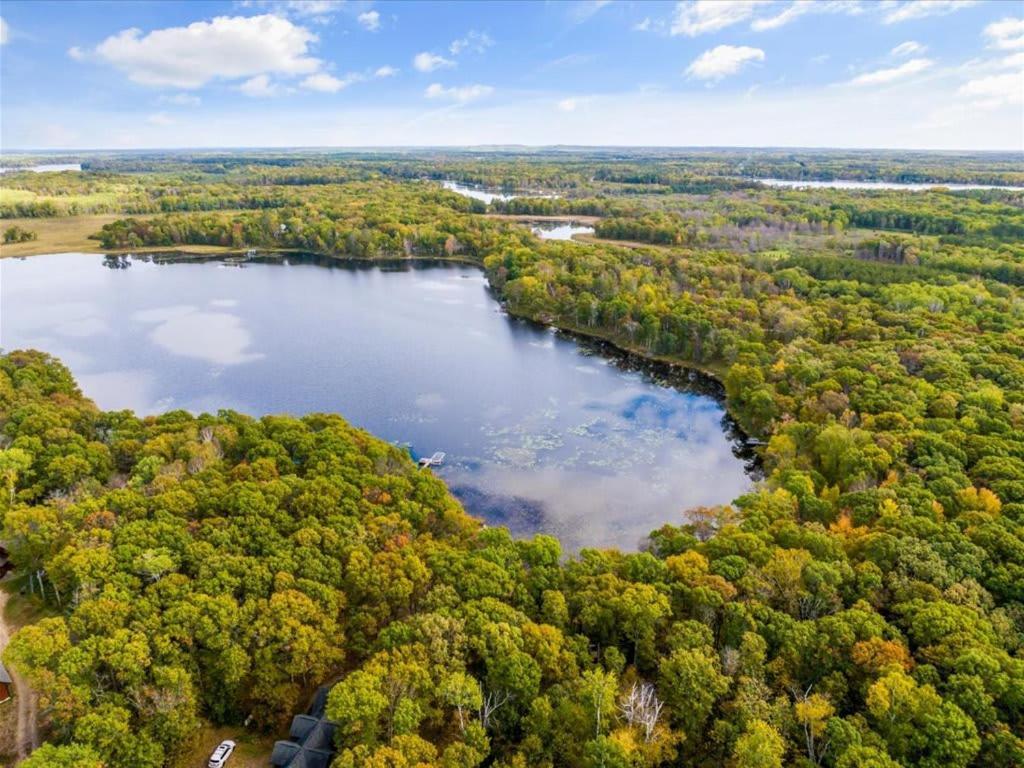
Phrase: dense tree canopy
[{"left": 1, "top": 150, "right": 1023, "bottom": 767}]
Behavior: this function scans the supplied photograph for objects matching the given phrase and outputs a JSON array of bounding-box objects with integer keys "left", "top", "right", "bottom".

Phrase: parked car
[{"left": 208, "top": 740, "right": 236, "bottom": 768}]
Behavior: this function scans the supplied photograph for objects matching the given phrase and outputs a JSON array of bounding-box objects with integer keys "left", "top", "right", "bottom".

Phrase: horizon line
[{"left": 2, "top": 144, "right": 1022, "bottom": 155}]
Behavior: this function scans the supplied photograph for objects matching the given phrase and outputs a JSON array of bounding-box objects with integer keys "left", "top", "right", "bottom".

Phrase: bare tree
[
  {"left": 618, "top": 682, "right": 664, "bottom": 742},
  {"left": 479, "top": 689, "right": 512, "bottom": 730}
]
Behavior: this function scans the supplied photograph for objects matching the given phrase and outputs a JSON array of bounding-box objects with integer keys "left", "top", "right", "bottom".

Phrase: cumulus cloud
[
  {"left": 848, "top": 58, "right": 933, "bottom": 86},
  {"left": 672, "top": 1, "right": 764, "bottom": 37},
  {"left": 685, "top": 45, "right": 765, "bottom": 81},
  {"left": 558, "top": 98, "right": 580, "bottom": 112},
  {"left": 147, "top": 112, "right": 173, "bottom": 126},
  {"left": 239, "top": 74, "right": 279, "bottom": 97},
  {"left": 0, "top": 17, "right": 8, "bottom": 45},
  {"left": 883, "top": 1, "right": 976, "bottom": 25},
  {"left": 357, "top": 11, "right": 380, "bottom": 31},
  {"left": 984, "top": 17, "right": 1024, "bottom": 51},
  {"left": 300, "top": 72, "right": 359, "bottom": 92},
  {"left": 891, "top": 40, "right": 926, "bottom": 57},
  {"left": 375, "top": 65, "right": 398, "bottom": 78},
  {"left": 413, "top": 52, "right": 455, "bottom": 72},
  {"left": 424, "top": 83, "right": 494, "bottom": 103},
  {"left": 93, "top": 14, "right": 321, "bottom": 89},
  {"left": 449, "top": 30, "right": 493, "bottom": 56}
]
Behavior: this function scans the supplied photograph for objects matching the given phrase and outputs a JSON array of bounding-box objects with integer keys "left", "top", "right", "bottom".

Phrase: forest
[{"left": 0, "top": 150, "right": 1023, "bottom": 768}]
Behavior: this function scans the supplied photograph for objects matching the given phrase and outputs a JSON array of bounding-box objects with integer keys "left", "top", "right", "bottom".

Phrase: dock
[{"left": 418, "top": 451, "right": 445, "bottom": 469}]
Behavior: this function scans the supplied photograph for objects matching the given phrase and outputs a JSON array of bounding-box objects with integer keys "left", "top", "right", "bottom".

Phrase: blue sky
[{"left": 1, "top": 0, "right": 1021, "bottom": 149}]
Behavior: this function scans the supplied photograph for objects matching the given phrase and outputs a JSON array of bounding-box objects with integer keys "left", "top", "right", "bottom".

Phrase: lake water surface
[
  {"left": 0, "top": 163, "right": 82, "bottom": 174},
  {"left": 532, "top": 222, "right": 595, "bottom": 240},
  {"left": 756, "top": 177, "right": 1024, "bottom": 191},
  {"left": 442, "top": 180, "right": 560, "bottom": 203},
  {"left": 1, "top": 253, "right": 754, "bottom": 551}
]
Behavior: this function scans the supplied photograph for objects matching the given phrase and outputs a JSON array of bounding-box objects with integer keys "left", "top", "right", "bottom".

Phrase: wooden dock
[{"left": 418, "top": 452, "right": 445, "bottom": 469}]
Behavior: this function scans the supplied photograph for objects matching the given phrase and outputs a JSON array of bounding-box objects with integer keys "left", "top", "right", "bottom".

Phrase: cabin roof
[
  {"left": 0, "top": 663, "right": 11, "bottom": 684},
  {"left": 272, "top": 687, "right": 339, "bottom": 768}
]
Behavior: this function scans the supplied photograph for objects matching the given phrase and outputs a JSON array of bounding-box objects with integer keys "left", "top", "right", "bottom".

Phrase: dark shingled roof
[
  {"left": 270, "top": 686, "right": 339, "bottom": 768},
  {"left": 0, "top": 663, "right": 11, "bottom": 685}
]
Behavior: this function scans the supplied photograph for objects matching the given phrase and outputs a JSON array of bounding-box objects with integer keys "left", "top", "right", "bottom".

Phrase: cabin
[
  {"left": 0, "top": 663, "right": 12, "bottom": 704},
  {"left": 269, "top": 686, "right": 338, "bottom": 768}
]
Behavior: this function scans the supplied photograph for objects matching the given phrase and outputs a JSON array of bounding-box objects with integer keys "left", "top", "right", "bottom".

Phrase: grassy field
[
  {"left": 171, "top": 724, "right": 275, "bottom": 768},
  {"left": 0, "top": 214, "right": 237, "bottom": 258},
  {"left": 0, "top": 214, "right": 123, "bottom": 257}
]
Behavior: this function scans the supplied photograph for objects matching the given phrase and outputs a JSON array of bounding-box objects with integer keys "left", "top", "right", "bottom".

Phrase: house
[
  {"left": 269, "top": 686, "right": 338, "bottom": 768},
  {"left": 0, "top": 662, "right": 12, "bottom": 704}
]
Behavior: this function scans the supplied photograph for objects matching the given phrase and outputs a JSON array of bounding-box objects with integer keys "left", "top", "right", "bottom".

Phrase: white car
[{"left": 208, "top": 740, "right": 236, "bottom": 768}]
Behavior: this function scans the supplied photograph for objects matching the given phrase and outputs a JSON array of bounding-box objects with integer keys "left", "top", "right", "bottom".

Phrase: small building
[
  {"left": 0, "top": 662, "right": 12, "bottom": 704},
  {"left": 270, "top": 686, "right": 338, "bottom": 768}
]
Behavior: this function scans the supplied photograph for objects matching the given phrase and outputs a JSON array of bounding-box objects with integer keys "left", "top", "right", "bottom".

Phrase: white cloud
[
  {"left": 449, "top": 31, "right": 494, "bottom": 56},
  {"left": 413, "top": 52, "right": 455, "bottom": 72},
  {"left": 147, "top": 112, "right": 173, "bottom": 126},
  {"left": 239, "top": 74, "right": 279, "bottom": 97},
  {"left": 891, "top": 40, "right": 926, "bottom": 57},
  {"left": 672, "top": 1, "right": 764, "bottom": 37},
  {"left": 357, "top": 11, "right": 381, "bottom": 31},
  {"left": 984, "top": 17, "right": 1024, "bottom": 51},
  {"left": 685, "top": 45, "right": 765, "bottom": 81},
  {"left": 558, "top": 98, "right": 580, "bottom": 112},
  {"left": 752, "top": 1, "right": 863, "bottom": 32},
  {"left": 848, "top": 58, "right": 933, "bottom": 86},
  {"left": 93, "top": 14, "right": 321, "bottom": 89},
  {"left": 882, "top": 1, "right": 976, "bottom": 25},
  {"left": 160, "top": 93, "right": 202, "bottom": 106},
  {"left": 1, "top": 17, "right": 9, "bottom": 45},
  {"left": 68, "top": 45, "right": 86, "bottom": 60},
  {"left": 751, "top": 0, "right": 812, "bottom": 31},
  {"left": 959, "top": 71, "right": 1023, "bottom": 109},
  {"left": 301, "top": 72, "right": 359, "bottom": 92},
  {"left": 633, "top": 17, "right": 652, "bottom": 32},
  {"left": 1001, "top": 51, "right": 1024, "bottom": 70},
  {"left": 375, "top": 65, "right": 398, "bottom": 78},
  {"left": 424, "top": 83, "right": 494, "bottom": 103},
  {"left": 283, "top": 1, "right": 340, "bottom": 18}
]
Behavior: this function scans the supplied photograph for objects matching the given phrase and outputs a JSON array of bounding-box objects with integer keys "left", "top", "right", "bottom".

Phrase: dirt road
[{"left": 0, "top": 587, "right": 39, "bottom": 762}]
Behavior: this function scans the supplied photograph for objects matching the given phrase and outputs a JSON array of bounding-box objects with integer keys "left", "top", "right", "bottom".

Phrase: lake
[
  {"left": 0, "top": 253, "right": 755, "bottom": 551},
  {"left": 532, "top": 222, "right": 595, "bottom": 240},
  {"left": 0, "top": 163, "right": 82, "bottom": 174},
  {"left": 756, "top": 177, "right": 1024, "bottom": 191},
  {"left": 442, "top": 180, "right": 560, "bottom": 203}
]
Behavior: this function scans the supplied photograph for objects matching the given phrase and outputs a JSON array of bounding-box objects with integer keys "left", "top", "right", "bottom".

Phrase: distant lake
[
  {"left": 0, "top": 163, "right": 82, "bottom": 174},
  {"left": 532, "top": 222, "right": 594, "bottom": 240},
  {"left": 1, "top": 253, "right": 755, "bottom": 551},
  {"left": 442, "top": 180, "right": 560, "bottom": 203},
  {"left": 756, "top": 177, "right": 1024, "bottom": 191}
]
